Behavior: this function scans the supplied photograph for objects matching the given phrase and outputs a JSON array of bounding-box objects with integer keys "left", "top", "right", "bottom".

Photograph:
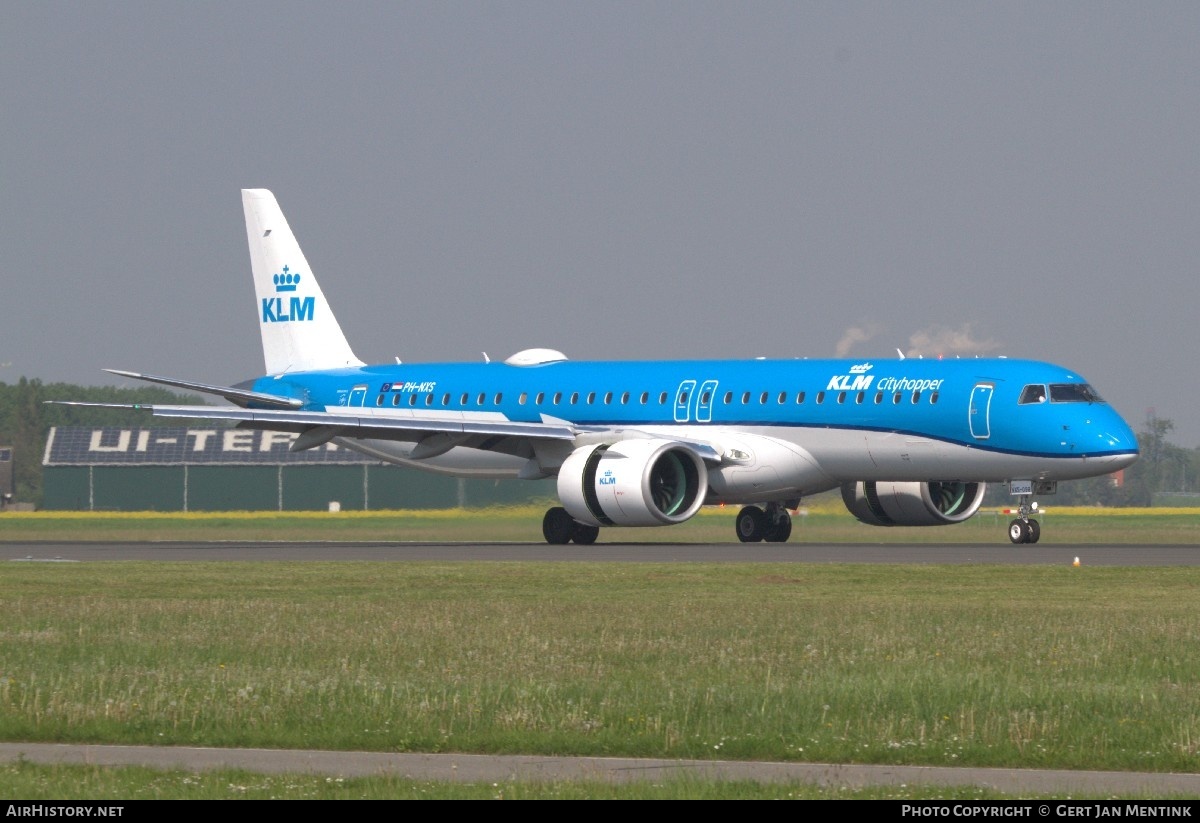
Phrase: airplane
[{"left": 62, "top": 189, "right": 1140, "bottom": 545}]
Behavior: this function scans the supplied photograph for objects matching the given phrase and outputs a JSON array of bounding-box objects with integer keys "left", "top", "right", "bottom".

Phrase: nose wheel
[{"left": 1007, "top": 495, "right": 1041, "bottom": 544}]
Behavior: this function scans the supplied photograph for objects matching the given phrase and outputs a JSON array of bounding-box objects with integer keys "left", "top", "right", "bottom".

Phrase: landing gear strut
[
  {"left": 542, "top": 506, "right": 600, "bottom": 545},
  {"left": 1007, "top": 495, "right": 1041, "bottom": 544},
  {"left": 736, "top": 502, "right": 793, "bottom": 543}
]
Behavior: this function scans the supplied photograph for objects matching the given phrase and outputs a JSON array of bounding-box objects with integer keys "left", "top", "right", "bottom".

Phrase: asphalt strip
[{"left": 3, "top": 742, "right": 1200, "bottom": 795}]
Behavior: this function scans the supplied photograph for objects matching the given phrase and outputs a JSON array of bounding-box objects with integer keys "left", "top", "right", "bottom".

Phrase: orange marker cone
[{"left": 1073, "top": 557, "right": 1081, "bottom": 567}]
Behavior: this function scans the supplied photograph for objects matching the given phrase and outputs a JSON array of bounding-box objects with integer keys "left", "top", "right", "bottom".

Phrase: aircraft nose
[{"left": 1096, "top": 411, "right": 1140, "bottom": 469}]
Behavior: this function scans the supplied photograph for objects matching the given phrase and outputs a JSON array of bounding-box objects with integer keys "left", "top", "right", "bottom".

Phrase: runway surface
[{"left": 2, "top": 540, "right": 1198, "bottom": 564}]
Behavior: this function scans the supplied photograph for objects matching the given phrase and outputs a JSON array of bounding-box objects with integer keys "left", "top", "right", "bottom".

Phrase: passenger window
[
  {"left": 796, "top": 392, "right": 805, "bottom": 404},
  {"left": 604, "top": 392, "right": 613, "bottom": 404},
  {"left": 701, "top": 391, "right": 711, "bottom": 404},
  {"left": 640, "top": 392, "right": 649, "bottom": 404},
  {"left": 659, "top": 392, "right": 668, "bottom": 404},
  {"left": 930, "top": 391, "right": 939, "bottom": 405},
  {"left": 724, "top": 391, "right": 733, "bottom": 404},
  {"left": 494, "top": 393, "right": 503, "bottom": 405},
  {"left": 425, "top": 394, "right": 434, "bottom": 406},
  {"left": 376, "top": 394, "right": 385, "bottom": 406},
  {"left": 570, "top": 392, "right": 579, "bottom": 404},
  {"left": 409, "top": 394, "right": 417, "bottom": 407},
  {"left": 621, "top": 392, "right": 630, "bottom": 404},
  {"left": 893, "top": 392, "right": 902, "bottom": 404},
  {"left": 741, "top": 391, "right": 750, "bottom": 404},
  {"left": 460, "top": 393, "right": 469, "bottom": 405},
  {"left": 679, "top": 391, "right": 688, "bottom": 404},
  {"left": 553, "top": 392, "right": 562, "bottom": 405},
  {"left": 912, "top": 390, "right": 920, "bottom": 404},
  {"left": 874, "top": 391, "right": 883, "bottom": 404},
  {"left": 587, "top": 392, "right": 595, "bottom": 404},
  {"left": 837, "top": 391, "right": 846, "bottom": 404},
  {"left": 519, "top": 392, "right": 527, "bottom": 405},
  {"left": 778, "top": 392, "right": 787, "bottom": 404},
  {"left": 477, "top": 393, "right": 486, "bottom": 405},
  {"left": 760, "top": 392, "right": 769, "bottom": 404},
  {"left": 856, "top": 391, "right": 864, "bottom": 404},
  {"left": 442, "top": 393, "right": 450, "bottom": 406},
  {"left": 535, "top": 392, "right": 544, "bottom": 405},
  {"left": 816, "top": 391, "right": 825, "bottom": 404},
  {"left": 392, "top": 394, "right": 401, "bottom": 407}
]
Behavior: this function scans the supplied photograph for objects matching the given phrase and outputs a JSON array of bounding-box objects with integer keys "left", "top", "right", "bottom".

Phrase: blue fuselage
[{"left": 249, "top": 357, "right": 1138, "bottom": 494}]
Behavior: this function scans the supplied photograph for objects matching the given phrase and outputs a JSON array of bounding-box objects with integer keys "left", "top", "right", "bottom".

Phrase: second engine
[{"left": 841, "top": 480, "right": 986, "bottom": 526}]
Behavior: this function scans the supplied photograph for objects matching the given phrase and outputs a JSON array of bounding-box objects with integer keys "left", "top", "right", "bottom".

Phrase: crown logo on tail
[{"left": 273, "top": 265, "right": 301, "bottom": 293}]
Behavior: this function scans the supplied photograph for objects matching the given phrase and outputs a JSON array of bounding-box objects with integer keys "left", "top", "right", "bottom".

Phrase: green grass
[
  {"left": 3, "top": 562, "right": 1200, "bottom": 777},
  {"left": 0, "top": 760, "right": 1091, "bottom": 800}
]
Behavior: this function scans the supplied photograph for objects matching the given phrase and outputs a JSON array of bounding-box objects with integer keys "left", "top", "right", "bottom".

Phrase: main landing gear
[
  {"left": 736, "top": 502, "right": 793, "bottom": 543},
  {"left": 1007, "top": 496, "right": 1041, "bottom": 544},
  {"left": 542, "top": 506, "right": 600, "bottom": 545}
]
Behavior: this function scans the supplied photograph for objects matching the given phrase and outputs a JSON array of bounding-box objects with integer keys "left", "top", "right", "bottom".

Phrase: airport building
[{"left": 42, "top": 426, "right": 554, "bottom": 511}]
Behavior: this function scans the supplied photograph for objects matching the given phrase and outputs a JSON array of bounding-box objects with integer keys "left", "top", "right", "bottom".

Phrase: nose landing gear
[{"left": 1007, "top": 495, "right": 1041, "bottom": 544}]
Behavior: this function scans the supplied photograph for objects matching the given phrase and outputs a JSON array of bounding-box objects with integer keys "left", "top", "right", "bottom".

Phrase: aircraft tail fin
[{"left": 242, "top": 189, "right": 364, "bottom": 375}]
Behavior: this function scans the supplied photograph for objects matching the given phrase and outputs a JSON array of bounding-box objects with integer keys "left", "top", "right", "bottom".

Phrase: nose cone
[{"left": 1095, "top": 409, "right": 1140, "bottom": 470}]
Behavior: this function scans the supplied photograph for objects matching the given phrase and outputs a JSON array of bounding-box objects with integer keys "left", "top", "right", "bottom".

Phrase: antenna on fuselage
[
  {"left": 897, "top": 349, "right": 905, "bottom": 360},
  {"left": 482, "top": 352, "right": 490, "bottom": 363}
]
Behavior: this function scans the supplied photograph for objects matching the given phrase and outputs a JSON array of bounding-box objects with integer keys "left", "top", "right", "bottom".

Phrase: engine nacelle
[
  {"left": 558, "top": 439, "right": 708, "bottom": 527},
  {"left": 841, "top": 481, "right": 986, "bottom": 526}
]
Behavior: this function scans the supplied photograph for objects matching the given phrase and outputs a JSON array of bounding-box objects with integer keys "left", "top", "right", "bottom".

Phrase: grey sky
[{"left": 4, "top": 3, "right": 1198, "bottom": 445}]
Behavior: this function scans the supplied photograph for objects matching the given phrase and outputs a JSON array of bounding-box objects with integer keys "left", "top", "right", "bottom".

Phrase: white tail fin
[{"left": 242, "top": 189, "right": 363, "bottom": 375}]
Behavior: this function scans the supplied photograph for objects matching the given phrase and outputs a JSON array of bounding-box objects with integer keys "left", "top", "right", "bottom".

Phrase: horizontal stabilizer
[{"left": 104, "top": 369, "right": 303, "bottom": 409}]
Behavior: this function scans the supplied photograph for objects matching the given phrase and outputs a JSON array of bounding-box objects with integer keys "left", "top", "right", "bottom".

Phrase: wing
[{"left": 48, "top": 401, "right": 579, "bottom": 446}]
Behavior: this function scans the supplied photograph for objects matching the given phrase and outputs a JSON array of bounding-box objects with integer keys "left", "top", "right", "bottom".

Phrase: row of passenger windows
[{"left": 375, "top": 388, "right": 941, "bottom": 408}]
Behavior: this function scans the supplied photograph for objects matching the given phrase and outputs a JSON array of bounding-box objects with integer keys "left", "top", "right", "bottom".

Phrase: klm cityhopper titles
[{"left": 62, "top": 190, "right": 1139, "bottom": 545}]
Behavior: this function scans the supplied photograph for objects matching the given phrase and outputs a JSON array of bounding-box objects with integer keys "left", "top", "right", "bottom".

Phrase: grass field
[
  {"left": 2, "top": 508, "right": 1198, "bottom": 799},
  {"left": 0, "top": 761, "right": 1093, "bottom": 801},
  {"left": 4, "top": 562, "right": 1200, "bottom": 768}
]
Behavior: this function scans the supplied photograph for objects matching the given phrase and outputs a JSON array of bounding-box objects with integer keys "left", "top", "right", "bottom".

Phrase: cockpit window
[
  {"left": 1049, "top": 383, "right": 1104, "bottom": 403},
  {"left": 1019, "top": 384, "right": 1047, "bottom": 404}
]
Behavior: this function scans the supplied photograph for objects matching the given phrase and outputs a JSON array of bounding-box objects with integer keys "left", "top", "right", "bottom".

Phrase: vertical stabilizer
[{"left": 242, "top": 189, "right": 364, "bottom": 375}]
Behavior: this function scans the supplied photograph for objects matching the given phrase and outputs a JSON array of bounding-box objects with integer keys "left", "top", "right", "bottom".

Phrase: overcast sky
[{"left": 4, "top": 3, "right": 1198, "bottom": 445}]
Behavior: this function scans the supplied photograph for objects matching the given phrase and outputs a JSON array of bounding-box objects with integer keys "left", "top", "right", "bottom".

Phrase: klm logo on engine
[
  {"left": 827, "top": 362, "right": 874, "bottom": 392},
  {"left": 262, "top": 265, "right": 315, "bottom": 323},
  {"left": 599, "top": 470, "right": 616, "bottom": 486}
]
